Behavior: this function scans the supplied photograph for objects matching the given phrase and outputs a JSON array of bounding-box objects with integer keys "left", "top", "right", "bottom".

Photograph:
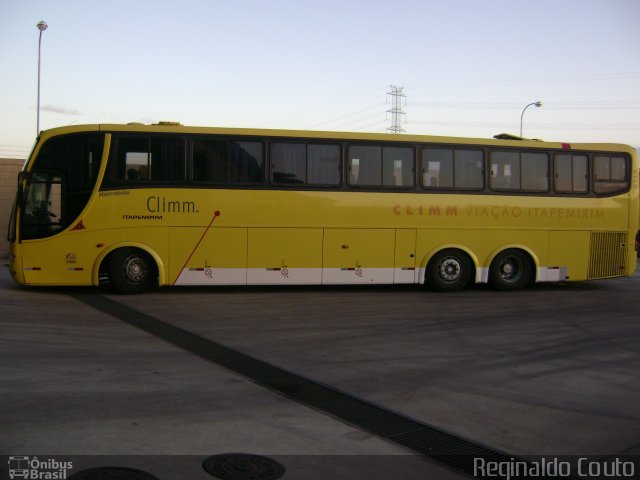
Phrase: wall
[{"left": 0, "top": 158, "right": 25, "bottom": 258}]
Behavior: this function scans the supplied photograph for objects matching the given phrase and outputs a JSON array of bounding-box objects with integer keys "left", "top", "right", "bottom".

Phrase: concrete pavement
[{"left": 1, "top": 263, "right": 639, "bottom": 479}]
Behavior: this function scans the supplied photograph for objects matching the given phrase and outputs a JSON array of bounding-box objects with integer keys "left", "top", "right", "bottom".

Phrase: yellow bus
[{"left": 8, "top": 123, "right": 638, "bottom": 293}]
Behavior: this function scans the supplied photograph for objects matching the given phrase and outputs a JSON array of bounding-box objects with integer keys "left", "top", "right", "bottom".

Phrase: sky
[{"left": 1, "top": 0, "right": 639, "bottom": 158}]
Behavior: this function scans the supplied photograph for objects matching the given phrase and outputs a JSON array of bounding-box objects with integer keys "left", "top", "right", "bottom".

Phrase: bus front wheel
[
  {"left": 108, "top": 248, "right": 157, "bottom": 294},
  {"left": 426, "top": 249, "right": 473, "bottom": 292},
  {"left": 489, "top": 249, "right": 532, "bottom": 291}
]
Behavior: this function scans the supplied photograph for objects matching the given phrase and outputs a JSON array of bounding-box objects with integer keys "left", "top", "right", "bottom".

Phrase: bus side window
[
  {"left": 422, "top": 149, "right": 453, "bottom": 188},
  {"left": 555, "top": 154, "right": 588, "bottom": 193},
  {"left": 112, "top": 136, "right": 185, "bottom": 183},
  {"left": 455, "top": 149, "right": 484, "bottom": 189},
  {"left": 149, "top": 138, "right": 185, "bottom": 181},
  {"left": 490, "top": 151, "right": 548, "bottom": 192},
  {"left": 490, "top": 151, "right": 520, "bottom": 190},
  {"left": 422, "top": 148, "right": 484, "bottom": 190},
  {"left": 348, "top": 145, "right": 412, "bottom": 188},
  {"left": 308, "top": 144, "right": 341, "bottom": 186},
  {"left": 594, "top": 155, "right": 629, "bottom": 194},
  {"left": 348, "top": 146, "right": 381, "bottom": 186},
  {"left": 120, "top": 138, "right": 149, "bottom": 181},
  {"left": 383, "top": 146, "right": 414, "bottom": 187},
  {"left": 192, "top": 139, "right": 263, "bottom": 185},
  {"left": 231, "top": 141, "right": 264, "bottom": 184},
  {"left": 271, "top": 143, "right": 306, "bottom": 185},
  {"left": 193, "top": 139, "right": 229, "bottom": 183},
  {"left": 521, "top": 152, "right": 548, "bottom": 191}
]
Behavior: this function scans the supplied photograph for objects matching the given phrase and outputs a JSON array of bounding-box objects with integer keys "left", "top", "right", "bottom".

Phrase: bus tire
[
  {"left": 426, "top": 248, "right": 473, "bottom": 292},
  {"left": 489, "top": 249, "right": 532, "bottom": 291},
  {"left": 107, "top": 248, "right": 157, "bottom": 294}
]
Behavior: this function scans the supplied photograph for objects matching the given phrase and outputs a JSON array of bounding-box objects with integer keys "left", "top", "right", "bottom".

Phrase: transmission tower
[{"left": 386, "top": 85, "right": 406, "bottom": 133}]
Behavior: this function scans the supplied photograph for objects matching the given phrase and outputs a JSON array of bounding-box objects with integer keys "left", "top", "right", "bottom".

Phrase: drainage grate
[
  {"left": 202, "top": 454, "right": 285, "bottom": 480},
  {"left": 68, "top": 466, "right": 160, "bottom": 480}
]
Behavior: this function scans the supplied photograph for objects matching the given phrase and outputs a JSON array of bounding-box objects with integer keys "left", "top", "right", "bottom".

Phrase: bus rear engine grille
[{"left": 588, "top": 232, "right": 628, "bottom": 279}]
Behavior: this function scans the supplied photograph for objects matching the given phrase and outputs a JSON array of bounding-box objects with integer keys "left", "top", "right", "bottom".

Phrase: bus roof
[{"left": 35, "top": 122, "right": 637, "bottom": 155}]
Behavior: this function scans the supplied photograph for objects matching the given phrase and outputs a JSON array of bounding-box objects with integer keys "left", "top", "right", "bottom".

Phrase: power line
[
  {"left": 346, "top": 120, "right": 387, "bottom": 132},
  {"left": 262, "top": 86, "right": 388, "bottom": 127},
  {"left": 407, "top": 120, "right": 640, "bottom": 131},
  {"left": 406, "top": 72, "right": 640, "bottom": 90},
  {"left": 306, "top": 103, "right": 384, "bottom": 130},
  {"left": 408, "top": 100, "right": 640, "bottom": 110}
]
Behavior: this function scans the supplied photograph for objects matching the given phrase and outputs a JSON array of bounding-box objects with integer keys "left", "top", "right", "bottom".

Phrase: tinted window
[
  {"left": 193, "top": 139, "right": 228, "bottom": 183},
  {"left": 231, "top": 141, "right": 264, "bottom": 184},
  {"left": 555, "top": 154, "right": 588, "bottom": 193},
  {"left": 455, "top": 150, "right": 484, "bottom": 189},
  {"left": 272, "top": 143, "right": 306, "bottom": 185},
  {"left": 349, "top": 145, "right": 413, "bottom": 187},
  {"left": 594, "top": 155, "right": 629, "bottom": 194},
  {"left": 270, "top": 143, "right": 341, "bottom": 186},
  {"left": 108, "top": 136, "right": 185, "bottom": 183},
  {"left": 490, "top": 151, "right": 548, "bottom": 192},
  {"left": 383, "top": 147, "right": 414, "bottom": 187},
  {"left": 35, "top": 133, "right": 102, "bottom": 193},
  {"left": 308, "top": 144, "right": 341, "bottom": 185},
  {"left": 423, "top": 149, "right": 453, "bottom": 188},
  {"left": 521, "top": 153, "right": 548, "bottom": 191},
  {"left": 30, "top": 133, "right": 103, "bottom": 235},
  {"left": 193, "top": 139, "right": 264, "bottom": 184},
  {"left": 491, "top": 151, "right": 520, "bottom": 190},
  {"left": 349, "top": 145, "right": 381, "bottom": 186},
  {"left": 22, "top": 172, "right": 64, "bottom": 240},
  {"left": 122, "top": 138, "right": 150, "bottom": 180},
  {"left": 422, "top": 148, "right": 483, "bottom": 189}
]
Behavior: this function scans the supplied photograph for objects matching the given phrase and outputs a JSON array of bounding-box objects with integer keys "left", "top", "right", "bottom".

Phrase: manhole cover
[
  {"left": 202, "top": 453, "right": 285, "bottom": 480},
  {"left": 68, "top": 466, "right": 160, "bottom": 480}
]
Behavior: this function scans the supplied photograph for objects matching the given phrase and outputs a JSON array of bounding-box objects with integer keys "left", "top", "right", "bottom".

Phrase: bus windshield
[{"left": 20, "top": 133, "right": 103, "bottom": 240}]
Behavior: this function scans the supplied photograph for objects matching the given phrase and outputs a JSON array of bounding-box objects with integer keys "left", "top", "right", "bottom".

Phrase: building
[{"left": 0, "top": 158, "right": 25, "bottom": 258}]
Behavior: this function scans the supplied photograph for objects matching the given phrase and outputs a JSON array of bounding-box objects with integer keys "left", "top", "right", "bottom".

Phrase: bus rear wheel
[
  {"left": 426, "top": 249, "right": 473, "bottom": 292},
  {"left": 489, "top": 249, "right": 532, "bottom": 291},
  {"left": 108, "top": 248, "right": 157, "bottom": 294}
]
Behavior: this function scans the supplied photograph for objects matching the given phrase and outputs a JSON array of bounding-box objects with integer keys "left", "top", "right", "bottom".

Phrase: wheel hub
[
  {"left": 124, "top": 256, "right": 147, "bottom": 283},
  {"left": 439, "top": 258, "right": 461, "bottom": 282},
  {"left": 499, "top": 257, "right": 521, "bottom": 281},
  {"left": 502, "top": 263, "right": 515, "bottom": 276}
]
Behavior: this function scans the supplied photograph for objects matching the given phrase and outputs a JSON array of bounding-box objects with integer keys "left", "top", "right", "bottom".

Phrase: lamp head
[
  {"left": 37, "top": 21, "right": 48, "bottom": 32},
  {"left": 534, "top": 101, "right": 543, "bottom": 107}
]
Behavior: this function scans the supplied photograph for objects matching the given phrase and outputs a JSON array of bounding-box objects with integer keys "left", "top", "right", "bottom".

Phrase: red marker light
[
  {"left": 70, "top": 220, "right": 86, "bottom": 231},
  {"left": 561, "top": 143, "right": 571, "bottom": 150}
]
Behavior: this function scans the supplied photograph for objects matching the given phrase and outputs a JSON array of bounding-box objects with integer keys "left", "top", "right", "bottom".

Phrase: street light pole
[
  {"left": 520, "top": 101, "right": 542, "bottom": 138},
  {"left": 36, "top": 20, "right": 48, "bottom": 135}
]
